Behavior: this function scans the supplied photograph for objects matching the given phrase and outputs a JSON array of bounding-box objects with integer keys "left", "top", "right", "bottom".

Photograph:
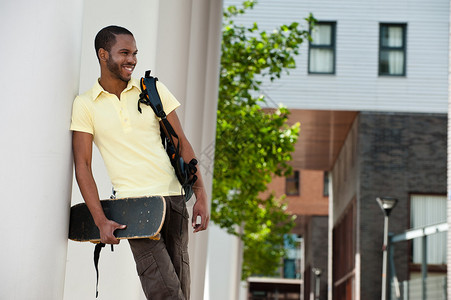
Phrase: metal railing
[{"left": 391, "top": 276, "right": 447, "bottom": 300}]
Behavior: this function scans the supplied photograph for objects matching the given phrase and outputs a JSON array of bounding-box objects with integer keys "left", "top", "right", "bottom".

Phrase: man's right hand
[{"left": 97, "top": 219, "right": 126, "bottom": 244}]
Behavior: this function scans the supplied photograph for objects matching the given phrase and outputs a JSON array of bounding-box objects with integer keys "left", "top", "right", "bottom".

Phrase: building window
[
  {"left": 309, "top": 22, "right": 336, "bottom": 74},
  {"left": 379, "top": 23, "right": 406, "bottom": 76},
  {"left": 283, "top": 234, "right": 302, "bottom": 279},
  {"left": 286, "top": 170, "right": 300, "bottom": 195},
  {"left": 323, "top": 171, "right": 329, "bottom": 196},
  {"left": 410, "top": 194, "right": 446, "bottom": 264}
]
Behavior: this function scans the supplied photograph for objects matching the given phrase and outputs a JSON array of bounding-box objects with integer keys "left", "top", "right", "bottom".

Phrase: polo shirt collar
[{"left": 91, "top": 78, "right": 141, "bottom": 101}]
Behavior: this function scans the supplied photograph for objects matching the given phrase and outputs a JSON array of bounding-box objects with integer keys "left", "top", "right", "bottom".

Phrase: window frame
[
  {"left": 410, "top": 194, "right": 447, "bottom": 265},
  {"left": 285, "top": 170, "right": 300, "bottom": 196},
  {"left": 378, "top": 23, "right": 407, "bottom": 76},
  {"left": 323, "top": 171, "right": 329, "bottom": 197},
  {"left": 308, "top": 21, "right": 336, "bottom": 75}
]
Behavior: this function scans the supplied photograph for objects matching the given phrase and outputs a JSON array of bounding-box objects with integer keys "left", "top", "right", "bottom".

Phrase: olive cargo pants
[{"left": 129, "top": 195, "right": 190, "bottom": 300}]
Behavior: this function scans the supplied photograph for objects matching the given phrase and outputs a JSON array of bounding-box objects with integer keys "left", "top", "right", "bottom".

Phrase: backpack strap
[
  {"left": 138, "top": 72, "right": 165, "bottom": 118},
  {"left": 137, "top": 70, "right": 198, "bottom": 201},
  {"left": 138, "top": 73, "right": 179, "bottom": 142},
  {"left": 93, "top": 243, "right": 105, "bottom": 298},
  {"left": 93, "top": 243, "right": 114, "bottom": 298}
]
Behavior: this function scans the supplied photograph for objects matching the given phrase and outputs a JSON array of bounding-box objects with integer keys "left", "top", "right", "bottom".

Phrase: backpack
[{"left": 138, "top": 70, "right": 198, "bottom": 201}]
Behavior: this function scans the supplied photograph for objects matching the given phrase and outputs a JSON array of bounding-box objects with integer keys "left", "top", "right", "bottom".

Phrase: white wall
[
  {"left": 0, "top": 0, "right": 84, "bottom": 299},
  {"left": 330, "top": 117, "right": 359, "bottom": 226},
  {"left": 224, "top": 0, "right": 449, "bottom": 113}
]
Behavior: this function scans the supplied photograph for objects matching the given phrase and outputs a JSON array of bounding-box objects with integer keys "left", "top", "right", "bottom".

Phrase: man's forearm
[
  {"left": 179, "top": 138, "right": 207, "bottom": 201},
  {"left": 165, "top": 110, "right": 209, "bottom": 232},
  {"left": 74, "top": 164, "right": 107, "bottom": 226},
  {"left": 75, "top": 164, "right": 125, "bottom": 244}
]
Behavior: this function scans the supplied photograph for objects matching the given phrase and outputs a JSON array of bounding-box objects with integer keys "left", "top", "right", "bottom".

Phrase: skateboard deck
[{"left": 69, "top": 196, "right": 166, "bottom": 242}]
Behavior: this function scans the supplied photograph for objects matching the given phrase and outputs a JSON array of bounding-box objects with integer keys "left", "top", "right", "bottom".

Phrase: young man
[{"left": 70, "top": 25, "right": 209, "bottom": 300}]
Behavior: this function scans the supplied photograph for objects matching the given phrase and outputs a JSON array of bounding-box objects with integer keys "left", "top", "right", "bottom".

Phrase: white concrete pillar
[
  {"left": 0, "top": 0, "right": 84, "bottom": 299},
  {"left": 155, "top": 1, "right": 223, "bottom": 299},
  {"left": 327, "top": 172, "right": 334, "bottom": 300},
  {"left": 204, "top": 224, "right": 244, "bottom": 300}
]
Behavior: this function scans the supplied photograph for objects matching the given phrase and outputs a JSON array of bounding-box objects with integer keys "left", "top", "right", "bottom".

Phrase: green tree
[{"left": 212, "top": 0, "right": 315, "bottom": 279}]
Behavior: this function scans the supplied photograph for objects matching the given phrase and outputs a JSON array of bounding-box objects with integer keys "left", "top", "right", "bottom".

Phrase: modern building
[
  {"left": 224, "top": 0, "right": 449, "bottom": 299},
  {"left": 262, "top": 154, "right": 330, "bottom": 300}
]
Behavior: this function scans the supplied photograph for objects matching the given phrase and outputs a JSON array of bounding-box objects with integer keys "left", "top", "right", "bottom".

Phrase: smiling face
[{"left": 104, "top": 34, "right": 138, "bottom": 82}]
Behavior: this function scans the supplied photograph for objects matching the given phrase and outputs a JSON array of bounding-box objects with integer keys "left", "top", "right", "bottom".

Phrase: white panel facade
[{"left": 224, "top": 0, "right": 449, "bottom": 113}]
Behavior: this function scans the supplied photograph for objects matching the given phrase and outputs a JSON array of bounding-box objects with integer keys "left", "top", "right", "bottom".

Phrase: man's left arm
[{"left": 166, "top": 111, "right": 210, "bottom": 233}]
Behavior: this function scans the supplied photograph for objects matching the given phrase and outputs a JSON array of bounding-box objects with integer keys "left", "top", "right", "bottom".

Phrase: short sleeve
[
  {"left": 70, "top": 96, "right": 94, "bottom": 135},
  {"left": 156, "top": 81, "right": 181, "bottom": 115}
]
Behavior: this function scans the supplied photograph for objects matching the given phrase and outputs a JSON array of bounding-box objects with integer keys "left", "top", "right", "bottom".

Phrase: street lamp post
[
  {"left": 376, "top": 197, "right": 398, "bottom": 300},
  {"left": 312, "top": 268, "right": 322, "bottom": 300}
]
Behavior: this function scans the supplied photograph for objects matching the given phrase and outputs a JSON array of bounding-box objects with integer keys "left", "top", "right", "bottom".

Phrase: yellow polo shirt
[{"left": 70, "top": 78, "right": 182, "bottom": 198}]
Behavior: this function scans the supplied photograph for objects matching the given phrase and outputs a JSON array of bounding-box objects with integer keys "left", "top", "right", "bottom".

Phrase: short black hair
[{"left": 94, "top": 25, "right": 134, "bottom": 59}]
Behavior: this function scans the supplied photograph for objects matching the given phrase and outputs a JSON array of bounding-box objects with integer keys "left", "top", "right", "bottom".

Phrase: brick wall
[
  {"left": 357, "top": 112, "right": 447, "bottom": 300},
  {"left": 264, "top": 170, "right": 329, "bottom": 216}
]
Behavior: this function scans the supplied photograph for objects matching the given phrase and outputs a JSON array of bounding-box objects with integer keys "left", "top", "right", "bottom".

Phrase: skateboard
[{"left": 69, "top": 196, "right": 166, "bottom": 242}]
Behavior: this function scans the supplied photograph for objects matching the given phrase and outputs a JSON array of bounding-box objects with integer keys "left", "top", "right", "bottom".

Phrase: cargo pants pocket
[
  {"left": 135, "top": 252, "right": 168, "bottom": 299},
  {"left": 167, "top": 198, "right": 189, "bottom": 248}
]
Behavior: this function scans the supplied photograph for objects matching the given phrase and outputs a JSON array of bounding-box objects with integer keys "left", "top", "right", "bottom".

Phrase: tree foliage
[{"left": 212, "top": 0, "right": 315, "bottom": 279}]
